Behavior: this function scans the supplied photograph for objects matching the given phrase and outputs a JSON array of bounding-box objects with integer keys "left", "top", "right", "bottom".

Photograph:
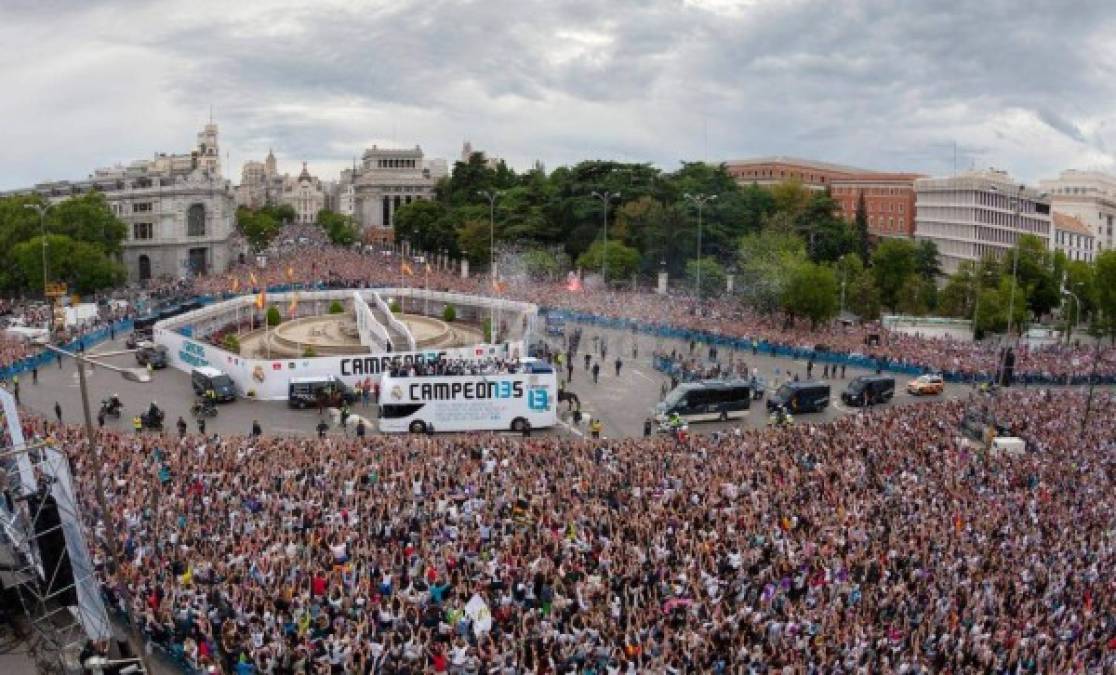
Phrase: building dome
[{"left": 298, "top": 161, "right": 312, "bottom": 182}]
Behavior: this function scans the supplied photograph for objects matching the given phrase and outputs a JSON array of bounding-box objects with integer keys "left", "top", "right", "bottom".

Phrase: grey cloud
[{"left": 4, "top": 0, "right": 1116, "bottom": 188}]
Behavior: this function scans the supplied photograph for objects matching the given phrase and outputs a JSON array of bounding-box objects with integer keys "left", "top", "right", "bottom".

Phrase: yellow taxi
[{"left": 906, "top": 373, "right": 944, "bottom": 396}]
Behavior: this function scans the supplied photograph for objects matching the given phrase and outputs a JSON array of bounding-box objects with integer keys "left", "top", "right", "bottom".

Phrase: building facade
[
  {"left": 1037, "top": 169, "right": 1116, "bottom": 252},
  {"left": 1053, "top": 213, "right": 1095, "bottom": 263},
  {"left": 4, "top": 123, "right": 240, "bottom": 282},
  {"left": 235, "top": 149, "right": 285, "bottom": 209},
  {"left": 724, "top": 156, "right": 921, "bottom": 238},
  {"left": 350, "top": 145, "right": 448, "bottom": 229},
  {"left": 914, "top": 170, "right": 1052, "bottom": 275},
  {"left": 278, "top": 162, "right": 327, "bottom": 224}
]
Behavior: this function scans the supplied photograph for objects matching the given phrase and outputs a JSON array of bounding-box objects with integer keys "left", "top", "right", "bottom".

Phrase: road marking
[
  {"left": 833, "top": 401, "right": 856, "bottom": 415},
  {"left": 629, "top": 369, "right": 656, "bottom": 384}
]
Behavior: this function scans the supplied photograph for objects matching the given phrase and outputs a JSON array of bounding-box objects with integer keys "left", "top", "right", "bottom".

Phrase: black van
[
  {"left": 841, "top": 375, "right": 895, "bottom": 406},
  {"left": 766, "top": 381, "right": 830, "bottom": 413},
  {"left": 191, "top": 367, "right": 237, "bottom": 402},
  {"left": 288, "top": 376, "right": 358, "bottom": 409}
]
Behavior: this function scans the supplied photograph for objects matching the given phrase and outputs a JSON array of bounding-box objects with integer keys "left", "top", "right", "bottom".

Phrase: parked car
[{"left": 906, "top": 373, "right": 945, "bottom": 396}]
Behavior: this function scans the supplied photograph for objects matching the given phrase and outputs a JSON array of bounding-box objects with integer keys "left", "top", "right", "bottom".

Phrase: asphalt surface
[
  {"left": 546, "top": 321, "right": 976, "bottom": 439},
  {"left": 13, "top": 323, "right": 977, "bottom": 440}
]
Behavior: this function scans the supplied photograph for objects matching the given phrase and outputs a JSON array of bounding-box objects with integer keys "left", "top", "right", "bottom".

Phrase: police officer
[
  {"left": 132, "top": 415, "right": 143, "bottom": 433},
  {"left": 197, "top": 416, "right": 206, "bottom": 435},
  {"left": 176, "top": 416, "right": 188, "bottom": 438},
  {"left": 251, "top": 420, "right": 262, "bottom": 438},
  {"left": 317, "top": 420, "right": 328, "bottom": 438},
  {"left": 589, "top": 418, "right": 602, "bottom": 439},
  {"left": 355, "top": 418, "right": 366, "bottom": 439}
]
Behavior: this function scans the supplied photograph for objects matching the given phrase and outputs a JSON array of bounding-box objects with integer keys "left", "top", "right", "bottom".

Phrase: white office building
[
  {"left": 1038, "top": 169, "right": 1116, "bottom": 252},
  {"left": 4, "top": 123, "right": 241, "bottom": 282},
  {"left": 1053, "top": 213, "right": 1096, "bottom": 263},
  {"left": 914, "top": 170, "right": 1052, "bottom": 275}
]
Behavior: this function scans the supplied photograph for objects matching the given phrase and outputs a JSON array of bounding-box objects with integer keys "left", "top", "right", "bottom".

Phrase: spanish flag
[
  {"left": 231, "top": 276, "right": 240, "bottom": 293},
  {"left": 288, "top": 292, "right": 299, "bottom": 318},
  {"left": 402, "top": 261, "right": 414, "bottom": 276},
  {"left": 249, "top": 271, "right": 259, "bottom": 287},
  {"left": 255, "top": 289, "right": 266, "bottom": 310},
  {"left": 491, "top": 278, "right": 506, "bottom": 293},
  {"left": 285, "top": 265, "right": 294, "bottom": 282}
]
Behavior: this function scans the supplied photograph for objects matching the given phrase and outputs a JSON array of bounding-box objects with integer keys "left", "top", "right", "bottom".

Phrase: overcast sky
[{"left": 3, "top": 0, "right": 1116, "bottom": 189}]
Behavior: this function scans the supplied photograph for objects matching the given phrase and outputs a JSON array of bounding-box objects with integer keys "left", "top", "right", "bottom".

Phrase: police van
[{"left": 378, "top": 371, "right": 558, "bottom": 434}]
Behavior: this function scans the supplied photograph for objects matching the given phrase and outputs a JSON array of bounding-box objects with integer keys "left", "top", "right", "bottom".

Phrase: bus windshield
[{"left": 775, "top": 384, "right": 794, "bottom": 400}]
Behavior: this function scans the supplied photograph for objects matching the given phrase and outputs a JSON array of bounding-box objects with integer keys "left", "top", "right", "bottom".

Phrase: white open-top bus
[{"left": 377, "top": 369, "right": 558, "bottom": 433}]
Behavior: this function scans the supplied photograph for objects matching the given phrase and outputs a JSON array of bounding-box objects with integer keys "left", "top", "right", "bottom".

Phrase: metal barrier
[
  {"left": 0, "top": 318, "right": 134, "bottom": 381},
  {"left": 541, "top": 307, "right": 1116, "bottom": 386}
]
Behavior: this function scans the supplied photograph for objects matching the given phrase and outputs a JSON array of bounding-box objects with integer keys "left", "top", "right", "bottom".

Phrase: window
[
  {"left": 133, "top": 202, "right": 152, "bottom": 213},
  {"left": 133, "top": 222, "right": 153, "bottom": 240},
  {"left": 187, "top": 204, "right": 206, "bottom": 236}
]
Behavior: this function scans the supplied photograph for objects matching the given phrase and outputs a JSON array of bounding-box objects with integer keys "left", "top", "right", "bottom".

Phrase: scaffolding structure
[{"left": 0, "top": 388, "right": 112, "bottom": 672}]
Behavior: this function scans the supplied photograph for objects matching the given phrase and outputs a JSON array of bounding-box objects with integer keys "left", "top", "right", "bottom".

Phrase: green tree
[
  {"left": 1062, "top": 259, "right": 1095, "bottom": 339},
  {"left": 259, "top": 203, "right": 296, "bottom": 224},
  {"left": 222, "top": 334, "right": 241, "bottom": 354},
  {"left": 520, "top": 249, "right": 565, "bottom": 281},
  {"left": 12, "top": 234, "right": 124, "bottom": 293},
  {"left": 796, "top": 191, "right": 853, "bottom": 263},
  {"left": 329, "top": 300, "right": 344, "bottom": 314},
  {"left": 393, "top": 200, "right": 458, "bottom": 256},
  {"left": 781, "top": 261, "right": 838, "bottom": 328},
  {"left": 914, "top": 240, "right": 941, "bottom": 280},
  {"left": 1011, "top": 234, "right": 1060, "bottom": 318},
  {"left": 442, "top": 305, "right": 457, "bottom": 322},
  {"left": 853, "top": 191, "right": 870, "bottom": 264},
  {"left": 684, "top": 257, "right": 726, "bottom": 298},
  {"left": 455, "top": 219, "right": 492, "bottom": 266},
  {"left": 575, "top": 240, "right": 641, "bottom": 284},
  {"left": 237, "top": 207, "right": 281, "bottom": 251},
  {"left": 266, "top": 306, "right": 282, "bottom": 326},
  {"left": 1093, "top": 250, "right": 1116, "bottom": 340},
  {"left": 317, "top": 209, "right": 359, "bottom": 247},
  {"left": 938, "top": 262, "right": 978, "bottom": 318},
  {"left": 846, "top": 272, "right": 882, "bottom": 321},
  {"left": 871, "top": 239, "right": 919, "bottom": 310},
  {"left": 737, "top": 229, "right": 808, "bottom": 313}
]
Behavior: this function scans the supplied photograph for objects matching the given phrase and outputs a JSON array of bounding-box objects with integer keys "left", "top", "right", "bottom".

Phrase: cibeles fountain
[{"left": 239, "top": 303, "right": 485, "bottom": 358}]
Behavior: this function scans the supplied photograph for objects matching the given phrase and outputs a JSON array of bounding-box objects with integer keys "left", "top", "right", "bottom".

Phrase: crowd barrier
[
  {"left": 0, "top": 318, "right": 135, "bottom": 382},
  {"left": 541, "top": 308, "right": 1116, "bottom": 386}
]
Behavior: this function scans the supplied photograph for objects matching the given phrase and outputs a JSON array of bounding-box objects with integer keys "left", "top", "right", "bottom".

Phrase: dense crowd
[
  {"left": 187, "top": 241, "right": 1116, "bottom": 383},
  {"left": 10, "top": 385, "right": 1112, "bottom": 674},
  {"left": 390, "top": 357, "right": 544, "bottom": 379}
]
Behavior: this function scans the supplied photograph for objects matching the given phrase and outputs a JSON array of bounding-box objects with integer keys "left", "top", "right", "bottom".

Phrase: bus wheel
[
  {"left": 409, "top": 420, "right": 426, "bottom": 434},
  {"left": 511, "top": 417, "right": 528, "bottom": 432}
]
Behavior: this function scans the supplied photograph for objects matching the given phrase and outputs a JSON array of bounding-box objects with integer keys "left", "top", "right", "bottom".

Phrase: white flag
[{"left": 465, "top": 593, "right": 492, "bottom": 636}]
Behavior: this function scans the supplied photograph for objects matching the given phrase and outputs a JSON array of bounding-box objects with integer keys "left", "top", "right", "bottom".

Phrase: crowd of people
[
  {"left": 389, "top": 356, "right": 542, "bottom": 379},
  {"left": 8, "top": 384, "right": 1110, "bottom": 674},
  {"left": 178, "top": 236, "right": 1116, "bottom": 384}
]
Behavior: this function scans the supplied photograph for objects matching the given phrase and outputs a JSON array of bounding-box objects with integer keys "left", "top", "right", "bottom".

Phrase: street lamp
[
  {"left": 43, "top": 345, "right": 151, "bottom": 672},
  {"left": 989, "top": 184, "right": 1026, "bottom": 384},
  {"left": 1062, "top": 285, "right": 1081, "bottom": 344},
  {"left": 24, "top": 203, "right": 54, "bottom": 334},
  {"left": 683, "top": 193, "right": 717, "bottom": 298},
  {"left": 478, "top": 190, "right": 502, "bottom": 343},
  {"left": 590, "top": 191, "right": 621, "bottom": 285}
]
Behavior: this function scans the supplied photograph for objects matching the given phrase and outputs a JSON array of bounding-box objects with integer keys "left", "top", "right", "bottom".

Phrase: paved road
[
  {"left": 547, "top": 321, "right": 977, "bottom": 439},
  {"left": 14, "top": 335, "right": 373, "bottom": 438},
  {"left": 9, "top": 323, "right": 1025, "bottom": 441}
]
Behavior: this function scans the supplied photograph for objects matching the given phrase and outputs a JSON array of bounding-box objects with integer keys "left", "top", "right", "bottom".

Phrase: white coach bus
[{"left": 377, "top": 370, "right": 558, "bottom": 433}]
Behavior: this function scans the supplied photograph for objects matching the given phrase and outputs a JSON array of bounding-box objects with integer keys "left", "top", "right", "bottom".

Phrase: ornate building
[
  {"left": 349, "top": 145, "right": 448, "bottom": 229},
  {"left": 279, "top": 162, "right": 327, "bottom": 224},
  {"left": 235, "top": 148, "right": 284, "bottom": 209},
  {"left": 4, "top": 123, "right": 240, "bottom": 282}
]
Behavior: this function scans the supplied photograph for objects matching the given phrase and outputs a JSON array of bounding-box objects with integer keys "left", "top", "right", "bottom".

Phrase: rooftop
[
  {"left": 723, "top": 155, "right": 872, "bottom": 175},
  {"left": 1053, "top": 212, "right": 1093, "bottom": 237}
]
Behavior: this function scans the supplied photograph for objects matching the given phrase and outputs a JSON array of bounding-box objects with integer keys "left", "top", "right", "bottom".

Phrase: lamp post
[
  {"left": 43, "top": 345, "right": 151, "bottom": 672},
  {"left": 590, "top": 191, "right": 621, "bottom": 285},
  {"left": 684, "top": 193, "right": 717, "bottom": 298},
  {"left": 478, "top": 190, "right": 502, "bottom": 343},
  {"left": 1062, "top": 285, "right": 1081, "bottom": 344},
  {"left": 24, "top": 203, "right": 54, "bottom": 336},
  {"left": 989, "top": 184, "right": 1025, "bottom": 384}
]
